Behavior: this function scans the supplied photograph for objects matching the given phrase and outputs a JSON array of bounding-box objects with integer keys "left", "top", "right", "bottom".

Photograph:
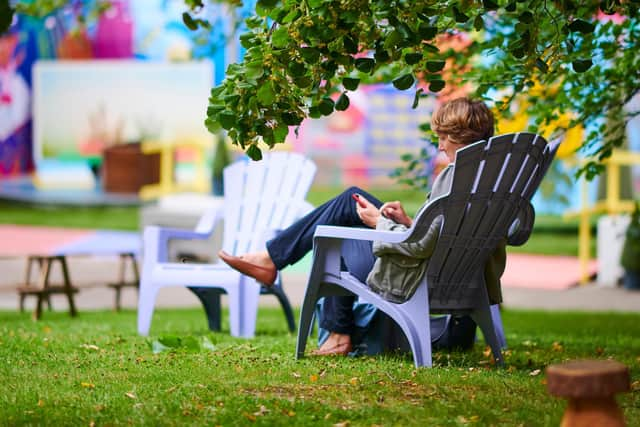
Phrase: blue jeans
[{"left": 266, "top": 187, "right": 381, "bottom": 334}]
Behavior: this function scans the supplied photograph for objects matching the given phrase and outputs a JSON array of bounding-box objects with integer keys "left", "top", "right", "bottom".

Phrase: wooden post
[{"left": 547, "top": 359, "right": 630, "bottom": 427}]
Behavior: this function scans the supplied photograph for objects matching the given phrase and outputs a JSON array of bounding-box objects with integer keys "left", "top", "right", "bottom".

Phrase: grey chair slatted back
[{"left": 406, "top": 132, "right": 556, "bottom": 310}]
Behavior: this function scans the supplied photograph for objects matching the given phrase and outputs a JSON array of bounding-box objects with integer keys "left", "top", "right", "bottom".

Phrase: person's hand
[
  {"left": 380, "top": 201, "right": 412, "bottom": 227},
  {"left": 355, "top": 194, "right": 381, "bottom": 228}
]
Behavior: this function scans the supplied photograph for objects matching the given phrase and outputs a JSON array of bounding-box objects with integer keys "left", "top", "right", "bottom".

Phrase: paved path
[{"left": 1, "top": 256, "right": 639, "bottom": 313}]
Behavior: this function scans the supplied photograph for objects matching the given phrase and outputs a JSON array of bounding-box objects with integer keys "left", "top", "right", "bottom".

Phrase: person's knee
[{"left": 343, "top": 186, "right": 363, "bottom": 197}]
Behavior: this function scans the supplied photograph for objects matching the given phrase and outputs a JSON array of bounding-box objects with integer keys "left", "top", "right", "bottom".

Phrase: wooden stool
[
  {"left": 107, "top": 252, "right": 139, "bottom": 311},
  {"left": 17, "top": 255, "right": 79, "bottom": 320},
  {"left": 546, "top": 359, "right": 630, "bottom": 427}
]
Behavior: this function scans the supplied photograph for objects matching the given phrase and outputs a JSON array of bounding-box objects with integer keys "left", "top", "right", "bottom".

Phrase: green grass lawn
[
  {"left": 0, "top": 187, "right": 596, "bottom": 257},
  {"left": 0, "top": 307, "right": 638, "bottom": 426}
]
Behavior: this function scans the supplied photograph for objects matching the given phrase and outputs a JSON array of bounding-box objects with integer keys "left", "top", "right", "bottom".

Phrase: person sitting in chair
[{"left": 219, "top": 97, "right": 505, "bottom": 356}]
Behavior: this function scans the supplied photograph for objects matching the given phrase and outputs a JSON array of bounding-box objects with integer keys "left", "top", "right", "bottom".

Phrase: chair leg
[
  {"left": 137, "top": 282, "right": 158, "bottom": 336},
  {"left": 471, "top": 304, "right": 504, "bottom": 366},
  {"left": 381, "top": 284, "right": 432, "bottom": 367},
  {"left": 187, "top": 286, "right": 222, "bottom": 332},
  {"left": 238, "top": 279, "right": 261, "bottom": 338},
  {"left": 269, "top": 283, "right": 296, "bottom": 333},
  {"left": 490, "top": 304, "right": 507, "bottom": 349},
  {"left": 295, "top": 278, "right": 322, "bottom": 359}
]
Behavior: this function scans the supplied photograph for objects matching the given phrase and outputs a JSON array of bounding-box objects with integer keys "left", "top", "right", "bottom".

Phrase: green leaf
[
  {"left": 374, "top": 49, "right": 390, "bottom": 63},
  {"left": 418, "top": 24, "right": 438, "bottom": 40},
  {"left": 318, "top": 97, "right": 335, "bottom": 115},
  {"left": 309, "top": 105, "right": 322, "bottom": 119},
  {"left": 205, "top": 118, "right": 221, "bottom": 133},
  {"left": 483, "top": 0, "right": 499, "bottom": 10},
  {"left": 300, "top": 47, "right": 321, "bottom": 63},
  {"left": 246, "top": 62, "right": 264, "bottom": 79},
  {"left": 519, "top": 11, "right": 534, "bottom": 24},
  {"left": 257, "top": 82, "right": 276, "bottom": 105},
  {"left": 182, "top": 12, "right": 198, "bottom": 31},
  {"left": 383, "top": 30, "right": 403, "bottom": 49},
  {"left": 392, "top": 73, "right": 415, "bottom": 90},
  {"left": 412, "top": 88, "right": 424, "bottom": 109},
  {"left": 288, "top": 61, "right": 306, "bottom": 77},
  {"left": 474, "top": 15, "right": 484, "bottom": 31},
  {"left": 281, "top": 8, "right": 301, "bottom": 24},
  {"left": 429, "top": 79, "right": 446, "bottom": 92},
  {"left": 355, "top": 57, "right": 375, "bottom": 73},
  {"left": 568, "top": 19, "right": 595, "bottom": 34},
  {"left": 405, "top": 52, "right": 423, "bottom": 65},
  {"left": 271, "top": 26, "right": 291, "bottom": 48},
  {"left": 426, "top": 60, "right": 446, "bottom": 72},
  {"left": 218, "top": 111, "right": 237, "bottom": 130},
  {"left": 422, "top": 43, "right": 439, "bottom": 53},
  {"left": 0, "top": 1, "right": 15, "bottom": 33},
  {"left": 572, "top": 59, "right": 593, "bottom": 73},
  {"left": 246, "top": 144, "right": 263, "bottom": 161},
  {"left": 335, "top": 93, "right": 350, "bottom": 111},
  {"left": 343, "top": 36, "right": 358, "bottom": 54},
  {"left": 342, "top": 77, "right": 360, "bottom": 91},
  {"left": 240, "top": 33, "right": 258, "bottom": 49},
  {"left": 282, "top": 112, "right": 303, "bottom": 125},
  {"left": 274, "top": 124, "right": 289, "bottom": 142},
  {"left": 453, "top": 7, "right": 470, "bottom": 23}
]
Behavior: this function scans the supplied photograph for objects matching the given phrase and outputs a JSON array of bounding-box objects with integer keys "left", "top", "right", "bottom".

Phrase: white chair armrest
[{"left": 314, "top": 225, "right": 409, "bottom": 243}]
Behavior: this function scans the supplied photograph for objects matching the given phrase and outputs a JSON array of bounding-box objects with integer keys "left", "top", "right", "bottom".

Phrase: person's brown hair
[{"left": 431, "top": 97, "right": 495, "bottom": 145}]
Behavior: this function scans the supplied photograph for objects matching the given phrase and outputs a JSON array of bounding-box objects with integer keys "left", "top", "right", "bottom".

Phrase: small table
[
  {"left": 1, "top": 226, "right": 141, "bottom": 319},
  {"left": 18, "top": 255, "right": 78, "bottom": 320}
]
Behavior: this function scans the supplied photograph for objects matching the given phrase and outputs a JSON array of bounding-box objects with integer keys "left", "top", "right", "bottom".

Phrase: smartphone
[{"left": 352, "top": 193, "right": 367, "bottom": 208}]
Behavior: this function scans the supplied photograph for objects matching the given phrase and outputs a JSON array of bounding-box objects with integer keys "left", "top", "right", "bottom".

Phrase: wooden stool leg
[
  {"left": 58, "top": 256, "right": 77, "bottom": 317},
  {"left": 114, "top": 286, "right": 122, "bottom": 311},
  {"left": 563, "top": 397, "right": 625, "bottom": 427},
  {"left": 20, "top": 257, "right": 36, "bottom": 312},
  {"left": 34, "top": 258, "right": 53, "bottom": 321}
]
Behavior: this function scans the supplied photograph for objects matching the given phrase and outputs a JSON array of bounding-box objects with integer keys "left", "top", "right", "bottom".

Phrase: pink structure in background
[{"left": 93, "top": 0, "right": 133, "bottom": 58}]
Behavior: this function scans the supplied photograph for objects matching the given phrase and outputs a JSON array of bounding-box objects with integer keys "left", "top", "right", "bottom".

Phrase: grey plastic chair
[{"left": 296, "top": 132, "right": 560, "bottom": 367}]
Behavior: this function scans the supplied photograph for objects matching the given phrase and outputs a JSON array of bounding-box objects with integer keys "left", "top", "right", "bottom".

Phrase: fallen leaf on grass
[
  {"left": 349, "top": 377, "right": 359, "bottom": 386},
  {"left": 287, "top": 410, "right": 296, "bottom": 417},
  {"left": 292, "top": 372, "right": 301, "bottom": 378},
  {"left": 529, "top": 369, "right": 541, "bottom": 376},
  {"left": 37, "top": 400, "right": 44, "bottom": 407},
  {"left": 309, "top": 374, "right": 318, "bottom": 382},
  {"left": 81, "top": 344, "right": 100, "bottom": 351},
  {"left": 551, "top": 341, "right": 563, "bottom": 352},
  {"left": 81, "top": 382, "right": 95, "bottom": 389},
  {"left": 125, "top": 392, "right": 136, "bottom": 399},
  {"left": 243, "top": 412, "right": 256, "bottom": 422},
  {"left": 253, "top": 405, "right": 269, "bottom": 416},
  {"left": 333, "top": 421, "right": 349, "bottom": 427}
]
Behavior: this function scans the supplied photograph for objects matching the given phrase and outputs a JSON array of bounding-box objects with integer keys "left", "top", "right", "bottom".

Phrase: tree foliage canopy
[
  {"left": 3, "top": 0, "right": 639, "bottom": 178},
  {"left": 185, "top": 0, "right": 640, "bottom": 179}
]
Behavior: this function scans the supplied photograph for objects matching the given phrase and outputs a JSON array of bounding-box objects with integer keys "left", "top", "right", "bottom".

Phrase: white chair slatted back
[
  {"left": 404, "top": 132, "right": 556, "bottom": 309},
  {"left": 221, "top": 152, "right": 316, "bottom": 256}
]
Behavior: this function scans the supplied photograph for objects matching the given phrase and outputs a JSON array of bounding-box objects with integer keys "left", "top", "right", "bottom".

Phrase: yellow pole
[{"left": 578, "top": 175, "right": 591, "bottom": 284}]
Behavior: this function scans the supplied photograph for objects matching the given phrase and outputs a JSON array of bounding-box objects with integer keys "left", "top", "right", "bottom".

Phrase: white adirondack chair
[
  {"left": 138, "top": 152, "right": 316, "bottom": 337},
  {"left": 296, "top": 133, "right": 560, "bottom": 367}
]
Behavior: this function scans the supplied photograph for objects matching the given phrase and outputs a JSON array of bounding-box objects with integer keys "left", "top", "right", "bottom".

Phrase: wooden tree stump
[{"left": 546, "top": 359, "right": 630, "bottom": 427}]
